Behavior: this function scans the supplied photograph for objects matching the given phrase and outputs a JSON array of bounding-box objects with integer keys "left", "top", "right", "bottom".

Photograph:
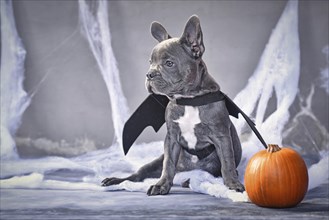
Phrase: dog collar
[{"left": 175, "top": 90, "right": 225, "bottom": 106}]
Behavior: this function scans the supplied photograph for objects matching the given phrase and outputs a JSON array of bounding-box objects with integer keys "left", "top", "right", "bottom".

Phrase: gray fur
[{"left": 102, "top": 15, "right": 244, "bottom": 195}]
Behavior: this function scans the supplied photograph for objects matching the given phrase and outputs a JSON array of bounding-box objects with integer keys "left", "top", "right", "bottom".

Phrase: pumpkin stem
[{"left": 267, "top": 144, "right": 281, "bottom": 153}]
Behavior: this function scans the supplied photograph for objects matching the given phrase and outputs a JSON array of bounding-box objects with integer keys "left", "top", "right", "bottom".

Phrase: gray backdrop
[{"left": 12, "top": 0, "right": 328, "bottom": 157}]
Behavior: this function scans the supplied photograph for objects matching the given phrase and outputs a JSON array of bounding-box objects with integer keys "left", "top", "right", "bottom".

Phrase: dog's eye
[{"left": 165, "top": 61, "right": 174, "bottom": 67}]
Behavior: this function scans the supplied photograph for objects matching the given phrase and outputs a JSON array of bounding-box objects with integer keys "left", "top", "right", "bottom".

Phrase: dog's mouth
[
  {"left": 146, "top": 75, "right": 191, "bottom": 99},
  {"left": 145, "top": 78, "right": 171, "bottom": 98},
  {"left": 146, "top": 82, "right": 154, "bottom": 94},
  {"left": 145, "top": 79, "right": 154, "bottom": 94}
]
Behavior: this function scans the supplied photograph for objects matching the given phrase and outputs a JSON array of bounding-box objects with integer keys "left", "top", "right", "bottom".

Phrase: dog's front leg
[
  {"left": 147, "top": 134, "right": 181, "bottom": 196},
  {"left": 212, "top": 135, "right": 245, "bottom": 192}
]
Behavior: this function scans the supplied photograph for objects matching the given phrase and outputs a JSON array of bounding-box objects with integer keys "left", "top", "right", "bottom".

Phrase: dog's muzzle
[{"left": 146, "top": 70, "right": 158, "bottom": 79}]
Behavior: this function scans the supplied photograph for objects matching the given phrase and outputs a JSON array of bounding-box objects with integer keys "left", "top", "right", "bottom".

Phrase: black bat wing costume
[{"left": 122, "top": 91, "right": 267, "bottom": 155}]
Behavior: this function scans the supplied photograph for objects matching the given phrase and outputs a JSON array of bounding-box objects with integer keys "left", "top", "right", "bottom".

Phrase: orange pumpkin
[{"left": 244, "top": 144, "right": 309, "bottom": 208}]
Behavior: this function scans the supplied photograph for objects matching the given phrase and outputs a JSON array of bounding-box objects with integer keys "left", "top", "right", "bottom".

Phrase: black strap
[
  {"left": 176, "top": 90, "right": 225, "bottom": 106},
  {"left": 223, "top": 94, "right": 268, "bottom": 149},
  {"left": 182, "top": 145, "right": 216, "bottom": 160}
]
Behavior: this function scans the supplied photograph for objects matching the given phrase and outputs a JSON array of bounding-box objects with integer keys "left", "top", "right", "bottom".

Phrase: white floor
[{"left": 1, "top": 184, "right": 328, "bottom": 220}]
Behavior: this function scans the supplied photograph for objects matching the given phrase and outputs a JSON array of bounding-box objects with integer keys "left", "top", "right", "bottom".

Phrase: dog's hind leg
[{"left": 102, "top": 155, "right": 164, "bottom": 186}]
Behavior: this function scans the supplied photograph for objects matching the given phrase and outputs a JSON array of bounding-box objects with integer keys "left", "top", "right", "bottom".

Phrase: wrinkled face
[
  {"left": 145, "top": 15, "right": 206, "bottom": 98},
  {"left": 145, "top": 38, "right": 198, "bottom": 98}
]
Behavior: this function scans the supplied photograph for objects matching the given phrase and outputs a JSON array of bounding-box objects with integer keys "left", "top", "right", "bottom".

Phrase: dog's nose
[{"left": 146, "top": 71, "right": 157, "bottom": 79}]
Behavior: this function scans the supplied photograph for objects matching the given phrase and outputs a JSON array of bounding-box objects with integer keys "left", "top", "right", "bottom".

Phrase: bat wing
[
  {"left": 122, "top": 94, "right": 169, "bottom": 155},
  {"left": 224, "top": 94, "right": 268, "bottom": 149},
  {"left": 122, "top": 91, "right": 267, "bottom": 155}
]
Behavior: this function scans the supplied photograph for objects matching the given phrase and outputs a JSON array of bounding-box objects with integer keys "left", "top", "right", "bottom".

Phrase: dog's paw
[
  {"left": 227, "top": 181, "right": 245, "bottom": 192},
  {"left": 147, "top": 184, "right": 171, "bottom": 196},
  {"left": 101, "top": 177, "right": 125, "bottom": 186}
]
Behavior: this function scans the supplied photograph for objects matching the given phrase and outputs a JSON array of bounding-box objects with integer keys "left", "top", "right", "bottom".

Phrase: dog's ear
[
  {"left": 151, "top": 22, "right": 171, "bottom": 42},
  {"left": 180, "top": 15, "right": 205, "bottom": 59}
]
